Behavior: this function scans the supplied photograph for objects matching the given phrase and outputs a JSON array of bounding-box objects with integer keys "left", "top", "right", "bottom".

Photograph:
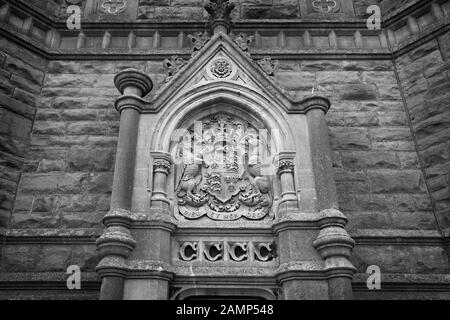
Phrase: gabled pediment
[{"left": 135, "top": 32, "right": 330, "bottom": 114}]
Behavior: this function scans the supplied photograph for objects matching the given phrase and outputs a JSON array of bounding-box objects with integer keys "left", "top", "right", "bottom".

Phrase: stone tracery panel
[
  {"left": 177, "top": 240, "right": 276, "bottom": 263},
  {"left": 173, "top": 113, "right": 274, "bottom": 221}
]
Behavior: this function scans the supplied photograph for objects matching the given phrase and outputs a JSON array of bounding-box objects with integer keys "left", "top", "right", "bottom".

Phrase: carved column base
[{"left": 313, "top": 209, "right": 356, "bottom": 300}]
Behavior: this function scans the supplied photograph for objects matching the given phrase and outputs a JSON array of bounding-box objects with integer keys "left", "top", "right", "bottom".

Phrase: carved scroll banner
[{"left": 174, "top": 113, "right": 273, "bottom": 221}]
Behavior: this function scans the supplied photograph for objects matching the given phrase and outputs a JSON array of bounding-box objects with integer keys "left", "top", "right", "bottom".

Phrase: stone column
[
  {"left": 150, "top": 152, "right": 172, "bottom": 214},
  {"left": 96, "top": 69, "right": 153, "bottom": 300},
  {"left": 121, "top": 152, "right": 174, "bottom": 300},
  {"left": 313, "top": 209, "right": 356, "bottom": 300},
  {"left": 306, "top": 99, "right": 356, "bottom": 300},
  {"left": 275, "top": 151, "right": 299, "bottom": 215},
  {"left": 305, "top": 106, "right": 339, "bottom": 211}
]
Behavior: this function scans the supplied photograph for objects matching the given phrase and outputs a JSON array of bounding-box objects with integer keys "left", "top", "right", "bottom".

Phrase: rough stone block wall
[
  {"left": 395, "top": 34, "right": 450, "bottom": 239},
  {"left": 0, "top": 38, "right": 46, "bottom": 228},
  {"left": 275, "top": 59, "right": 449, "bottom": 279},
  {"left": 0, "top": 59, "right": 166, "bottom": 299}
]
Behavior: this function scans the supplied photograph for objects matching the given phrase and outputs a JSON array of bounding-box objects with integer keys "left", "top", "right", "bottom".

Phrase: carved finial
[
  {"left": 232, "top": 32, "right": 254, "bottom": 56},
  {"left": 163, "top": 55, "right": 186, "bottom": 82},
  {"left": 257, "top": 57, "right": 278, "bottom": 77},
  {"left": 204, "top": 0, "right": 236, "bottom": 34},
  {"left": 187, "top": 32, "right": 210, "bottom": 57}
]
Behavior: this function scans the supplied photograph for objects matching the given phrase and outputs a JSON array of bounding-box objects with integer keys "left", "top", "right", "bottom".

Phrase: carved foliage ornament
[
  {"left": 163, "top": 55, "right": 186, "bottom": 82},
  {"left": 257, "top": 57, "right": 279, "bottom": 77},
  {"left": 153, "top": 159, "right": 171, "bottom": 173},
  {"left": 99, "top": 0, "right": 127, "bottom": 14},
  {"left": 204, "top": 0, "right": 236, "bottom": 29},
  {"left": 174, "top": 114, "right": 273, "bottom": 221},
  {"left": 231, "top": 32, "right": 254, "bottom": 55},
  {"left": 278, "top": 159, "right": 294, "bottom": 174},
  {"left": 187, "top": 32, "right": 210, "bottom": 57}
]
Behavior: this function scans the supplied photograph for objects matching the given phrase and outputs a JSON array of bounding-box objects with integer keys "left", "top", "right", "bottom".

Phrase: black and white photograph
[{"left": 0, "top": 0, "right": 449, "bottom": 307}]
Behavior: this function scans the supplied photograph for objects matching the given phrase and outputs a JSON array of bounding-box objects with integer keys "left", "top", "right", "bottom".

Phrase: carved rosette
[{"left": 210, "top": 59, "right": 233, "bottom": 78}]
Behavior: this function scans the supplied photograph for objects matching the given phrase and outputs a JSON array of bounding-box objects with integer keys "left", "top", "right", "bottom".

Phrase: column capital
[
  {"left": 274, "top": 151, "right": 296, "bottom": 175},
  {"left": 299, "top": 96, "right": 331, "bottom": 114},
  {"left": 151, "top": 151, "right": 172, "bottom": 174},
  {"left": 114, "top": 68, "right": 153, "bottom": 97},
  {"left": 153, "top": 159, "right": 172, "bottom": 175}
]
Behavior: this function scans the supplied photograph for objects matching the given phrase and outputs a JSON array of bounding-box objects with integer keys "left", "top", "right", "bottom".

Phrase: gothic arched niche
[{"left": 170, "top": 110, "right": 278, "bottom": 221}]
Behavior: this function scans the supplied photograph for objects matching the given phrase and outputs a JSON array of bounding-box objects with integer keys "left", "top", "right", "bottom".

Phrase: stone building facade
[{"left": 0, "top": 0, "right": 449, "bottom": 300}]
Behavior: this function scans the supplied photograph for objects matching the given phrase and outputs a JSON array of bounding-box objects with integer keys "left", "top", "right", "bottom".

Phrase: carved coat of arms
[{"left": 174, "top": 114, "right": 273, "bottom": 221}]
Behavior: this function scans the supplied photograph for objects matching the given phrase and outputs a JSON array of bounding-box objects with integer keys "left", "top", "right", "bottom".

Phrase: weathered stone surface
[
  {"left": 1, "top": 245, "right": 39, "bottom": 271},
  {"left": 20, "top": 172, "right": 88, "bottom": 194},
  {"left": 351, "top": 245, "right": 449, "bottom": 274},
  {"left": 329, "top": 128, "right": 371, "bottom": 150},
  {"left": 5, "top": 56, "right": 45, "bottom": 85},
  {"left": 368, "top": 170, "right": 424, "bottom": 194},
  {"left": 341, "top": 151, "right": 399, "bottom": 170},
  {"left": 68, "top": 148, "right": 114, "bottom": 171},
  {"left": 339, "top": 84, "right": 378, "bottom": 100}
]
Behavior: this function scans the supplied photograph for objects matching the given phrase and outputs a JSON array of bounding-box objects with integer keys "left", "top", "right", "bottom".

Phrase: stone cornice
[{"left": 1, "top": 1, "right": 449, "bottom": 61}]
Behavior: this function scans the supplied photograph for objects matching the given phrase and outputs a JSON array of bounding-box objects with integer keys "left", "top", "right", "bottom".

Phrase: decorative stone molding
[
  {"left": 309, "top": 0, "right": 342, "bottom": 14},
  {"left": 313, "top": 209, "right": 356, "bottom": 273},
  {"left": 254, "top": 242, "right": 274, "bottom": 262},
  {"left": 204, "top": 242, "right": 224, "bottom": 261},
  {"left": 96, "top": 226, "right": 136, "bottom": 258},
  {"left": 98, "top": 0, "right": 127, "bottom": 15},
  {"left": 187, "top": 32, "right": 210, "bottom": 57},
  {"left": 152, "top": 159, "right": 171, "bottom": 175},
  {"left": 257, "top": 57, "right": 278, "bottom": 77},
  {"left": 102, "top": 208, "right": 134, "bottom": 228},
  {"left": 114, "top": 68, "right": 153, "bottom": 97},
  {"left": 177, "top": 240, "right": 276, "bottom": 263},
  {"left": 204, "top": 0, "right": 236, "bottom": 34},
  {"left": 277, "top": 159, "right": 295, "bottom": 175}
]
